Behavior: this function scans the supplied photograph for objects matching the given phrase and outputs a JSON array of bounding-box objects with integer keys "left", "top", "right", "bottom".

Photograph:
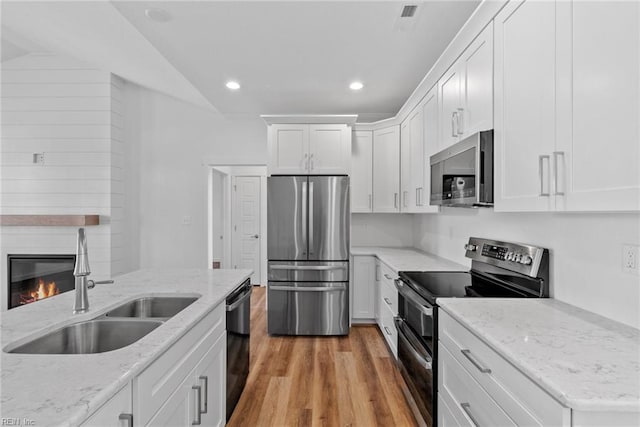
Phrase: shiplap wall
[{"left": 0, "top": 53, "right": 124, "bottom": 310}]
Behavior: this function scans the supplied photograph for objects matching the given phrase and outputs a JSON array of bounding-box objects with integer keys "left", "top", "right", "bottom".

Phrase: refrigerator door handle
[
  {"left": 270, "top": 265, "right": 347, "bottom": 271},
  {"left": 270, "top": 284, "right": 347, "bottom": 292},
  {"left": 309, "top": 181, "right": 314, "bottom": 254},
  {"left": 301, "top": 181, "right": 308, "bottom": 255}
]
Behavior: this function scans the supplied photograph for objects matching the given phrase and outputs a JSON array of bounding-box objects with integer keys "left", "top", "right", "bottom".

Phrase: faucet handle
[{"left": 87, "top": 279, "right": 114, "bottom": 289}]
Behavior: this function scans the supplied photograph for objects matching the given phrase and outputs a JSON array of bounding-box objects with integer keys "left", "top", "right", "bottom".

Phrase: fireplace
[{"left": 7, "top": 255, "right": 76, "bottom": 310}]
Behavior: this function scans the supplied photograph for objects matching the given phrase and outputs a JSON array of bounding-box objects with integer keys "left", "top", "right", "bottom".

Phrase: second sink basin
[
  {"left": 7, "top": 319, "right": 162, "bottom": 354},
  {"left": 104, "top": 296, "right": 198, "bottom": 319}
]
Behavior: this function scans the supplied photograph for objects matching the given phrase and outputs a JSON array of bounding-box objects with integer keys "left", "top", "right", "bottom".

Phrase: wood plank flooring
[{"left": 227, "top": 286, "right": 417, "bottom": 427}]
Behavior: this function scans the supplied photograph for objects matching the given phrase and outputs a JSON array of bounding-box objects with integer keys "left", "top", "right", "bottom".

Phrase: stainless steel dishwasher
[{"left": 226, "top": 279, "right": 252, "bottom": 421}]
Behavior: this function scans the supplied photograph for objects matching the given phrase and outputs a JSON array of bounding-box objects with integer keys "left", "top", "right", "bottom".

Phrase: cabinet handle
[
  {"left": 368, "top": 194, "right": 372, "bottom": 209},
  {"left": 192, "top": 385, "right": 202, "bottom": 425},
  {"left": 394, "top": 192, "right": 398, "bottom": 209},
  {"left": 451, "top": 112, "right": 458, "bottom": 137},
  {"left": 538, "top": 155, "right": 550, "bottom": 196},
  {"left": 375, "top": 265, "right": 380, "bottom": 281},
  {"left": 384, "top": 326, "right": 392, "bottom": 335},
  {"left": 461, "top": 403, "right": 481, "bottom": 426},
  {"left": 309, "top": 153, "right": 314, "bottom": 171},
  {"left": 384, "top": 297, "right": 392, "bottom": 306},
  {"left": 553, "top": 151, "right": 565, "bottom": 196},
  {"left": 403, "top": 191, "right": 408, "bottom": 207},
  {"left": 457, "top": 108, "right": 464, "bottom": 135},
  {"left": 303, "top": 153, "right": 309, "bottom": 171},
  {"left": 199, "top": 376, "right": 208, "bottom": 414},
  {"left": 461, "top": 349, "right": 492, "bottom": 373},
  {"left": 384, "top": 273, "right": 392, "bottom": 280},
  {"left": 118, "top": 413, "right": 133, "bottom": 427}
]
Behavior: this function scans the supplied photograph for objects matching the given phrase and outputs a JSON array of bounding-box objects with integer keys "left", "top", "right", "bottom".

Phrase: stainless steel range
[{"left": 394, "top": 237, "right": 550, "bottom": 427}]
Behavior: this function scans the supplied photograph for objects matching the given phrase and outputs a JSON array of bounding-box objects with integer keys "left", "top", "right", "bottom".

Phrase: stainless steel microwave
[{"left": 430, "top": 130, "right": 493, "bottom": 207}]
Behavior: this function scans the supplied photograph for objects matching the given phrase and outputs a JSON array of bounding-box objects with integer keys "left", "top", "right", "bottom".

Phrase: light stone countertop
[
  {"left": 350, "top": 246, "right": 468, "bottom": 273},
  {"left": 438, "top": 298, "right": 640, "bottom": 412},
  {"left": 0, "top": 268, "right": 252, "bottom": 427}
]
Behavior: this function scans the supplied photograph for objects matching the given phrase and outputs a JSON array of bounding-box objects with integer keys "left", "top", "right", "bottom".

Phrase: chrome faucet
[{"left": 73, "top": 228, "right": 113, "bottom": 314}]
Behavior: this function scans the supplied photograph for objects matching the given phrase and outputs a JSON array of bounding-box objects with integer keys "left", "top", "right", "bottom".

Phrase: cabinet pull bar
[
  {"left": 538, "top": 155, "right": 550, "bottom": 196},
  {"left": 451, "top": 112, "right": 458, "bottom": 137},
  {"left": 384, "top": 297, "right": 392, "bottom": 306},
  {"left": 118, "top": 413, "right": 133, "bottom": 427},
  {"left": 384, "top": 273, "right": 393, "bottom": 280},
  {"left": 309, "top": 153, "right": 314, "bottom": 171},
  {"left": 303, "top": 153, "right": 309, "bottom": 171},
  {"left": 369, "top": 194, "right": 372, "bottom": 209},
  {"left": 394, "top": 192, "right": 398, "bottom": 209},
  {"left": 416, "top": 188, "right": 420, "bottom": 206},
  {"left": 461, "top": 349, "right": 491, "bottom": 373},
  {"left": 403, "top": 191, "right": 408, "bottom": 207},
  {"left": 384, "top": 326, "right": 392, "bottom": 335},
  {"left": 461, "top": 403, "right": 481, "bottom": 426},
  {"left": 553, "top": 151, "right": 565, "bottom": 196},
  {"left": 192, "top": 385, "right": 202, "bottom": 425},
  {"left": 457, "top": 108, "right": 464, "bottom": 135},
  {"left": 199, "top": 375, "right": 208, "bottom": 414}
]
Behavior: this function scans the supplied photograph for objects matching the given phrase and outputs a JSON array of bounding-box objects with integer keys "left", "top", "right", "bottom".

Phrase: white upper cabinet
[
  {"left": 555, "top": 0, "right": 640, "bottom": 211},
  {"left": 420, "top": 86, "right": 440, "bottom": 213},
  {"left": 351, "top": 130, "right": 373, "bottom": 212},
  {"left": 268, "top": 124, "right": 351, "bottom": 175},
  {"left": 373, "top": 126, "right": 400, "bottom": 212},
  {"left": 494, "top": 0, "right": 557, "bottom": 212},
  {"left": 438, "top": 22, "right": 493, "bottom": 149},
  {"left": 400, "top": 120, "right": 412, "bottom": 211},
  {"left": 495, "top": 0, "right": 640, "bottom": 212}
]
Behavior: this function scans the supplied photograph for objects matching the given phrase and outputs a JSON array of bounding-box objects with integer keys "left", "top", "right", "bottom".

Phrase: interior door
[
  {"left": 308, "top": 176, "right": 349, "bottom": 261},
  {"left": 267, "top": 176, "right": 307, "bottom": 260},
  {"left": 233, "top": 176, "right": 261, "bottom": 284}
]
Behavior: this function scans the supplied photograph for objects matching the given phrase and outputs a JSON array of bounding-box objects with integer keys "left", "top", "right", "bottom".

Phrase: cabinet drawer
[
  {"left": 379, "top": 262, "right": 398, "bottom": 314},
  {"left": 439, "top": 310, "right": 569, "bottom": 426},
  {"left": 379, "top": 302, "right": 397, "bottom": 358},
  {"left": 135, "top": 303, "right": 225, "bottom": 426},
  {"left": 439, "top": 343, "right": 516, "bottom": 427}
]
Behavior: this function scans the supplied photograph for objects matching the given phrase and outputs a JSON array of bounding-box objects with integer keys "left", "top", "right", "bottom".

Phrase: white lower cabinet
[
  {"left": 377, "top": 262, "right": 398, "bottom": 358},
  {"left": 81, "top": 303, "right": 227, "bottom": 427},
  {"left": 351, "top": 255, "right": 376, "bottom": 322},
  {"left": 439, "top": 310, "right": 570, "bottom": 427}
]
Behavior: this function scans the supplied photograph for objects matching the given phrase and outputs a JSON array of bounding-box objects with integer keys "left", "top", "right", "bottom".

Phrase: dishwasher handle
[{"left": 226, "top": 286, "right": 252, "bottom": 312}]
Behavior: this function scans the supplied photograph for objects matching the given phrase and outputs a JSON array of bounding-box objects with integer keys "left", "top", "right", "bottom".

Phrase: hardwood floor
[{"left": 227, "top": 286, "right": 418, "bottom": 427}]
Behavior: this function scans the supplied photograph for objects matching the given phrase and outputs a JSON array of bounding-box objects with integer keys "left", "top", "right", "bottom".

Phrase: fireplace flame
[{"left": 29, "top": 279, "right": 60, "bottom": 302}]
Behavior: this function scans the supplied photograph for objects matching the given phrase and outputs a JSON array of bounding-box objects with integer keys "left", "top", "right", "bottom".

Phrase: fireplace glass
[{"left": 8, "top": 255, "right": 76, "bottom": 310}]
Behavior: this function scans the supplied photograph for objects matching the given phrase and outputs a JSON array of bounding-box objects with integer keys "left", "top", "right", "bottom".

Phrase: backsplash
[
  {"left": 351, "top": 213, "right": 414, "bottom": 247},
  {"left": 413, "top": 209, "right": 640, "bottom": 329}
]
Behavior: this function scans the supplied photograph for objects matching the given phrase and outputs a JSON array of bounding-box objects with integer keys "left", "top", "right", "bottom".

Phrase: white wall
[
  {"left": 413, "top": 209, "right": 640, "bottom": 328},
  {"left": 0, "top": 53, "right": 125, "bottom": 309},
  {"left": 352, "top": 213, "right": 414, "bottom": 247},
  {"left": 123, "top": 83, "right": 267, "bottom": 269}
]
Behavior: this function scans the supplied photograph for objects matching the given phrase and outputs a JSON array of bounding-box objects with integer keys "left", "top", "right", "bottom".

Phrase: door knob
[{"left": 252, "top": 234, "right": 259, "bottom": 239}]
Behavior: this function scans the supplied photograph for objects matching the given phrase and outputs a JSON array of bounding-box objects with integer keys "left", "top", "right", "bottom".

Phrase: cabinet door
[
  {"left": 351, "top": 131, "right": 373, "bottom": 212},
  {"left": 373, "top": 126, "right": 400, "bottom": 212},
  {"left": 438, "top": 63, "right": 462, "bottom": 149},
  {"left": 196, "top": 332, "right": 226, "bottom": 427},
  {"left": 400, "top": 120, "right": 412, "bottom": 211},
  {"left": 352, "top": 256, "right": 376, "bottom": 320},
  {"left": 460, "top": 22, "right": 493, "bottom": 138},
  {"left": 409, "top": 105, "right": 425, "bottom": 211},
  {"left": 555, "top": 0, "right": 640, "bottom": 211},
  {"left": 81, "top": 383, "right": 132, "bottom": 427},
  {"left": 421, "top": 86, "right": 440, "bottom": 213},
  {"left": 146, "top": 376, "right": 195, "bottom": 427},
  {"left": 494, "top": 0, "right": 556, "bottom": 212},
  {"left": 268, "top": 124, "right": 309, "bottom": 175},
  {"left": 308, "top": 124, "right": 351, "bottom": 174}
]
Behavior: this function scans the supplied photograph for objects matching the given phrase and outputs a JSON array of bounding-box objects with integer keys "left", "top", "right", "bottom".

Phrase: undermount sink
[
  {"left": 7, "top": 319, "right": 162, "bottom": 354},
  {"left": 104, "top": 296, "right": 198, "bottom": 319}
]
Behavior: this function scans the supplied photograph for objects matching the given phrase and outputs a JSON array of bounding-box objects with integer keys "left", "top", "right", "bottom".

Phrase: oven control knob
[
  {"left": 520, "top": 255, "right": 533, "bottom": 265},
  {"left": 464, "top": 244, "right": 477, "bottom": 252},
  {"left": 515, "top": 253, "right": 522, "bottom": 263},
  {"left": 506, "top": 251, "right": 515, "bottom": 261}
]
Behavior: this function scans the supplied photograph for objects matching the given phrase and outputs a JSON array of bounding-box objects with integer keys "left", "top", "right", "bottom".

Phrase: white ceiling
[
  {"left": 1, "top": 1, "right": 480, "bottom": 121},
  {"left": 112, "top": 1, "right": 480, "bottom": 121}
]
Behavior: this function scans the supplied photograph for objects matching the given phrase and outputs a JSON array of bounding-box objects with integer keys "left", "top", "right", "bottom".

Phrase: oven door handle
[
  {"left": 394, "top": 317, "right": 432, "bottom": 370},
  {"left": 394, "top": 279, "right": 433, "bottom": 316}
]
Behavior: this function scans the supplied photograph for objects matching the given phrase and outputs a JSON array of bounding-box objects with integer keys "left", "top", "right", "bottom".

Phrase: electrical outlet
[
  {"left": 181, "top": 215, "right": 192, "bottom": 226},
  {"left": 622, "top": 245, "right": 639, "bottom": 274}
]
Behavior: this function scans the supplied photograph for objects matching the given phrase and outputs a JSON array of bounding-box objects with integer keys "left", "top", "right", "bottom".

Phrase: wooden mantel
[{"left": 0, "top": 215, "right": 100, "bottom": 226}]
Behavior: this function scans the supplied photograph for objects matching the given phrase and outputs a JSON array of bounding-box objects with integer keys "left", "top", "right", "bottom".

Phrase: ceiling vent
[{"left": 400, "top": 5, "right": 418, "bottom": 18}]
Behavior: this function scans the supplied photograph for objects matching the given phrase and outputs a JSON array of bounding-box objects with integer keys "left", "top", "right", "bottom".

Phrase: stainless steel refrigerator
[{"left": 267, "top": 175, "right": 350, "bottom": 335}]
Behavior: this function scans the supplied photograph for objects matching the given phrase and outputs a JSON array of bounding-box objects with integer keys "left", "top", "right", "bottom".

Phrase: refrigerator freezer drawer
[
  {"left": 268, "top": 260, "right": 349, "bottom": 282},
  {"left": 267, "top": 282, "right": 349, "bottom": 335}
]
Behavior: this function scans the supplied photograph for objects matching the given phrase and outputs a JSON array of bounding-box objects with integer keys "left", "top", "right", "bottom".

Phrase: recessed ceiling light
[
  {"left": 144, "top": 8, "right": 172, "bottom": 23},
  {"left": 226, "top": 81, "right": 241, "bottom": 90},
  {"left": 349, "top": 81, "right": 364, "bottom": 91}
]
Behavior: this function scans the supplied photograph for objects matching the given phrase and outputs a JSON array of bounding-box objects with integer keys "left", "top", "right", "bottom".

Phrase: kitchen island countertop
[{"left": 1, "top": 268, "right": 252, "bottom": 426}]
